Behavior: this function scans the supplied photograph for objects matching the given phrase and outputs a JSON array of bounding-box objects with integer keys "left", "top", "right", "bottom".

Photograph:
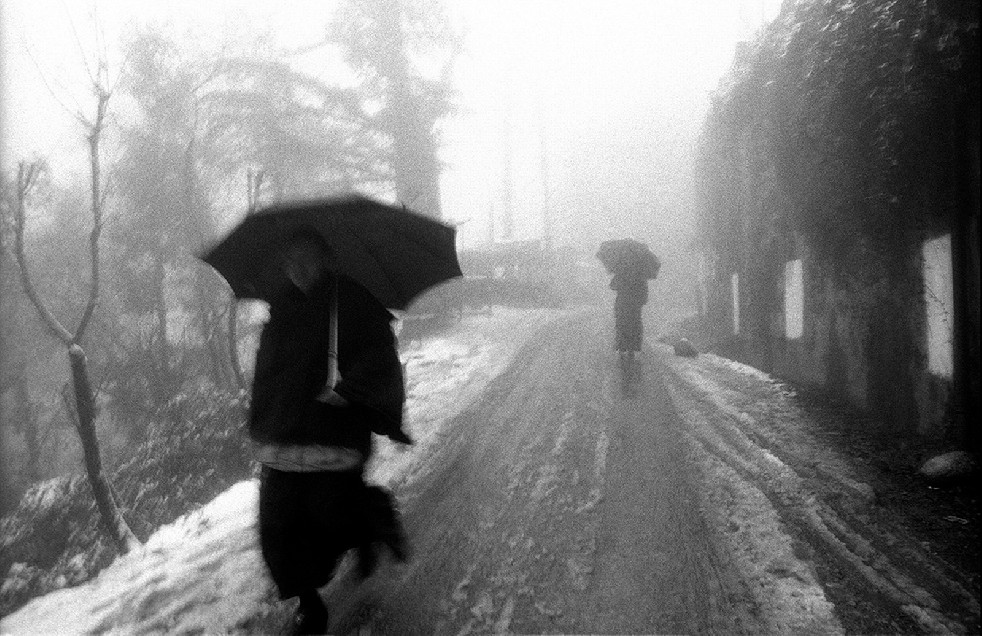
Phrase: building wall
[
  {"left": 693, "top": 0, "right": 978, "bottom": 450},
  {"left": 699, "top": 228, "right": 959, "bottom": 443}
]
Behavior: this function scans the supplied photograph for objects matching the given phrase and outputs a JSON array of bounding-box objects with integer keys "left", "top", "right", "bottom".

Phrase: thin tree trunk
[
  {"left": 9, "top": 61, "right": 143, "bottom": 556},
  {"left": 68, "top": 345, "right": 140, "bottom": 552}
]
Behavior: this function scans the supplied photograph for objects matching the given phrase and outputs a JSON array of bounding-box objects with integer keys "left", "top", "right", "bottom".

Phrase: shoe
[{"left": 294, "top": 591, "right": 328, "bottom": 635}]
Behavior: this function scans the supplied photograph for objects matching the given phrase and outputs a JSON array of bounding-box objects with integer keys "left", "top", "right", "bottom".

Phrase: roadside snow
[
  {"left": 659, "top": 346, "right": 844, "bottom": 633},
  {"left": 660, "top": 346, "right": 968, "bottom": 635},
  {"left": 0, "top": 308, "right": 567, "bottom": 636}
]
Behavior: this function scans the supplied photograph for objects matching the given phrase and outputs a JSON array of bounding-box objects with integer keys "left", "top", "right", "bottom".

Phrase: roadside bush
[{"left": 0, "top": 386, "right": 252, "bottom": 617}]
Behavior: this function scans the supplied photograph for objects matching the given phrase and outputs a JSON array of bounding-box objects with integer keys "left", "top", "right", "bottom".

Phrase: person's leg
[
  {"left": 629, "top": 303, "right": 643, "bottom": 353},
  {"left": 294, "top": 471, "right": 368, "bottom": 634},
  {"left": 614, "top": 299, "right": 628, "bottom": 353},
  {"left": 259, "top": 468, "right": 329, "bottom": 634},
  {"left": 259, "top": 467, "right": 305, "bottom": 599}
]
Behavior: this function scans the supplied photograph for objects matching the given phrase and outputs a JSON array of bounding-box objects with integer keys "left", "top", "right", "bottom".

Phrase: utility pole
[
  {"left": 487, "top": 189, "right": 496, "bottom": 246},
  {"left": 540, "top": 118, "right": 551, "bottom": 248},
  {"left": 500, "top": 111, "right": 514, "bottom": 241}
]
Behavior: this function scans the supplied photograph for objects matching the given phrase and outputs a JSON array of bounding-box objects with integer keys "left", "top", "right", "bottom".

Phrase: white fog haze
[
  {"left": 1, "top": 1, "right": 977, "bottom": 634},
  {"left": 2, "top": 1, "right": 780, "bottom": 244}
]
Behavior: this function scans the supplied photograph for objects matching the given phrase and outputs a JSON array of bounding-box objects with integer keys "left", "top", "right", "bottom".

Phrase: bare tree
[{"left": 10, "top": 106, "right": 140, "bottom": 555}]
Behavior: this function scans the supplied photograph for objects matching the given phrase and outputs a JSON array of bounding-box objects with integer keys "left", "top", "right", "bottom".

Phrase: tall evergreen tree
[{"left": 331, "top": 0, "right": 459, "bottom": 218}]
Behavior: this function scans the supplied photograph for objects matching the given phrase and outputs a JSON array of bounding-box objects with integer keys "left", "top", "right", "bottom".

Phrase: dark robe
[
  {"left": 250, "top": 274, "right": 408, "bottom": 599},
  {"left": 610, "top": 273, "right": 648, "bottom": 352},
  {"left": 249, "top": 274, "right": 409, "bottom": 451}
]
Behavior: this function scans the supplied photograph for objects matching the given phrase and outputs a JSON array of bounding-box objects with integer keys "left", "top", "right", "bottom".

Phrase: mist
[{"left": 2, "top": 1, "right": 976, "bottom": 633}]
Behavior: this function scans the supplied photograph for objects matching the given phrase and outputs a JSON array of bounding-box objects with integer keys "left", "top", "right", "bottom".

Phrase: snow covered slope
[{"left": 0, "top": 308, "right": 567, "bottom": 635}]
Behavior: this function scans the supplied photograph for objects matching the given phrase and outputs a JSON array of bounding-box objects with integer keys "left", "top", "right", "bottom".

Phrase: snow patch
[
  {"left": 677, "top": 404, "right": 842, "bottom": 634},
  {"left": 0, "top": 481, "right": 265, "bottom": 635},
  {"left": 663, "top": 348, "right": 971, "bottom": 634},
  {"left": 1, "top": 308, "right": 568, "bottom": 635},
  {"left": 700, "top": 353, "right": 778, "bottom": 385}
]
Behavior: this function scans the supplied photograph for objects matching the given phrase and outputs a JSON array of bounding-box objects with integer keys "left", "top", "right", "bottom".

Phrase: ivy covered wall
[{"left": 694, "top": 0, "right": 979, "bottom": 447}]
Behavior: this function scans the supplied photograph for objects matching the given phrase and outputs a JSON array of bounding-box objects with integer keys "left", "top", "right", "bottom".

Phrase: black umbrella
[
  {"left": 596, "top": 238, "right": 661, "bottom": 279},
  {"left": 200, "top": 194, "right": 463, "bottom": 389},
  {"left": 200, "top": 194, "right": 462, "bottom": 310}
]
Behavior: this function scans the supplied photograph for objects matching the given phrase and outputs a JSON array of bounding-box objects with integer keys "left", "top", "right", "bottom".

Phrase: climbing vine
[{"left": 697, "top": 0, "right": 978, "bottom": 277}]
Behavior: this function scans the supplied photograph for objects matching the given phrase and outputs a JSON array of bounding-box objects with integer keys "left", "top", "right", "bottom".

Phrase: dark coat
[
  {"left": 609, "top": 272, "right": 649, "bottom": 307},
  {"left": 248, "top": 274, "right": 409, "bottom": 455},
  {"left": 251, "top": 275, "right": 410, "bottom": 601},
  {"left": 610, "top": 273, "right": 648, "bottom": 352}
]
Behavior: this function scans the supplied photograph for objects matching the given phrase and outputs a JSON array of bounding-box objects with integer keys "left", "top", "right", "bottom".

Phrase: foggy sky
[{"left": 1, "top": 0, "right": 781, "bottom": 252}]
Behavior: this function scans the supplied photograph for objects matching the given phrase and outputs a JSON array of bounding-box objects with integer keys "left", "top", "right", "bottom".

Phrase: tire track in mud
[
  {"left": 324, "top": 312, "right": 614, "bottom": 634},
  {"left": 689, "top": 363, "right": 979, "bottom": 617},
  {"left": 325, "top": 311, "right": 757, "bottom": 635},
  {"left": 661, "top": 351, "right": 979, "bottom": 634},
  {"left": 583, "top": 347, "right": 755, "bottom": 635},
  {"left": 684, "top": 360, "right": 980, "bottom": 630}
]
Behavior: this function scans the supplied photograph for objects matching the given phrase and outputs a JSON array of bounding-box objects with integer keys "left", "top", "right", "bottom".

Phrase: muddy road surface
[{"left": 319, "top": 309, "right": 977, "bottom": 635}]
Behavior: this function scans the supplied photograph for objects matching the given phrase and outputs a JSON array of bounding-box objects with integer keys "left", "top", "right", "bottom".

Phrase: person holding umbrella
[
  {"left": 252, "top": 228, "right": 409, "bottom": 633},
  {"left": 596, "top": 238, "right": 660, "bottom": 360},
  {"left": 201, "top": 195, "right": 463, "bottom": 634}
]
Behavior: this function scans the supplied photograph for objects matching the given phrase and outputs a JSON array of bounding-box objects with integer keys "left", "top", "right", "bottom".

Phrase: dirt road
[
  {"left": 4, "top": 308, "right": 974, "bottom": 634},
  {"left": 324, "top": 311, "right": 748, "bottom": 634},
  {"left": 319, "top": 308, "right": 978, "bottom": 635}
]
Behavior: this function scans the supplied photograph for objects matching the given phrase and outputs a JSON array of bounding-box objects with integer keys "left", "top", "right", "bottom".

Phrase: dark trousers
[
  {"left": 615, "top": 300, "right": 644, "bottom": 352},
  {"left": 259, "top": 466, "right": 366, "bottom": 599}
]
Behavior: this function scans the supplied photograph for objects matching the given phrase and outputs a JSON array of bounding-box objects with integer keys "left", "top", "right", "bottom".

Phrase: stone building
[{"left": 694, "top": 0, "right": 979, "bottom": 450}]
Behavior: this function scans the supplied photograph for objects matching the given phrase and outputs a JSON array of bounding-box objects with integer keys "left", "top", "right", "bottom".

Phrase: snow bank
[
  {"left": 1, "top": 308, "right": 567, "bottom": 635},
  {"left": 1, "top": 482, "right": 264, "bottom": 635},
  {"left": 663, "top": 351, "right": 968, "bottom": 634}
]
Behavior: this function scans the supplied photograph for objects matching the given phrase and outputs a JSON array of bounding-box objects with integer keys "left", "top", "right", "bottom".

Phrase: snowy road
[
  {"left": 3, "top": 308, "right": 976, "bottom": 634},
  {"left": 663, "top": 349, "right": 979, "bottom": 635},
  {"left": 323, "top": 309, "right": 977, "bottom": 635},
  {"left": 325, "top": 311, "right": 738, "bottom": 634}
]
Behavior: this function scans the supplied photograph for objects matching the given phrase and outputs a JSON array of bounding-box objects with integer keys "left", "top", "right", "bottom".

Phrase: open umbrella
[
  {"left": 199, "top": 193, "right": 462, "bottom": 387},
  {"left": 201, "top": 194, "right": 461, "bottom": 308},
  {"left": 596, "top": 238, "right": 661, "bottom": 279}
]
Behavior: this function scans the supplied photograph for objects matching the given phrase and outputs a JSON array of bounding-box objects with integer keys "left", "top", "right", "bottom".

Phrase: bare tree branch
[
  {"left": 9, "top": 9, "right": 139, "bottom": 556},
  {"left": 75, "top": 86, "right": 110, "bottom": 338},
  {"left": 11, "top": 161, "right": 74, "bottom": 345},
  {"left": 21, "top": 40, "right": 87, "bottom": 125},
  {"left": 60, "top": 0, "right": 97, "bottom": 86}
]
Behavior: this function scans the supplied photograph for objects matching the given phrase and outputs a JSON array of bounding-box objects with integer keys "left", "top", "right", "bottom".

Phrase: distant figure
[
  {"left": 250, "top": 228, "right": 410, "bottom": 634},
  {"left": 609, "top": 267, "right": 649, "bottom": 358},
  {"left": 597, "top": 238, "right": 659, "bottom": 359}
]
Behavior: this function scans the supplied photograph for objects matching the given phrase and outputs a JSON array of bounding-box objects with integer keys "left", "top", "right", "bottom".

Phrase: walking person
[
  {"left": 250, "top": 228, "right": 411, "bottom": 634},
  {"left": 609, "top": 266, "right": 649, "bottom": 358},
  {"left": 200, "top": 194, "right": 462, "bottom": 634},
  {"left": 597, "top": 238, "right": 660, "bottom": 360}
]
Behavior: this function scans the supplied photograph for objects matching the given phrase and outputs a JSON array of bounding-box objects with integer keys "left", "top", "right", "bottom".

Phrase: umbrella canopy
[
  {"left": 200, "top": 194, "right": 463, "bottom": 310},
  {"left": 596, "top": 238, "right": 661, "bottom": 279}
]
